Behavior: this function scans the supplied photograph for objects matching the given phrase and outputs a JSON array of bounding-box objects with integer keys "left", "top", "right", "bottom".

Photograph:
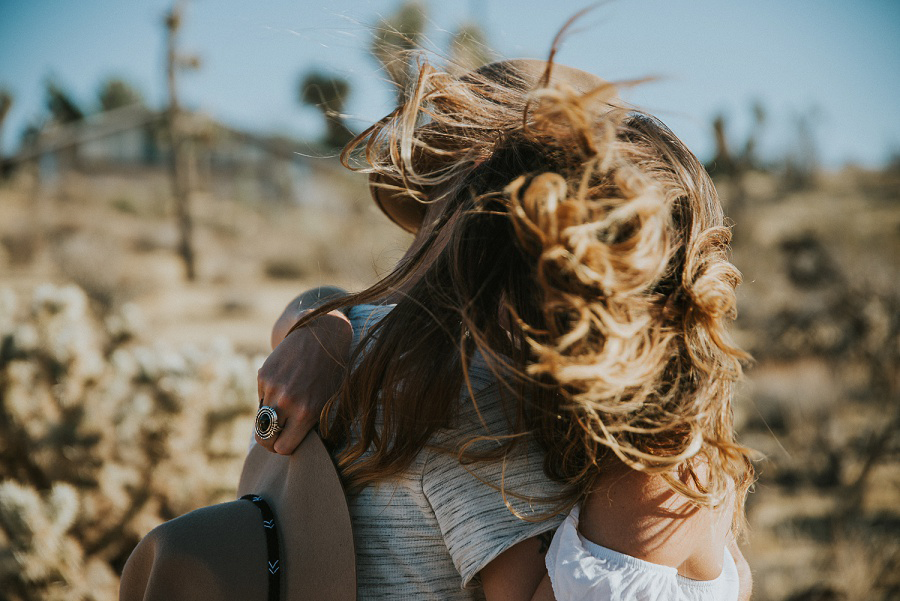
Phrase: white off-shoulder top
[{"left": 545, "top": 505, "right": 740, "bottom": 601}]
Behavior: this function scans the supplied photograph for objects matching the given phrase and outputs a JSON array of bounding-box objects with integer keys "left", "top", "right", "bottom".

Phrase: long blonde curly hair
[{"left": 301, "top": 54, "right": 754, "bottom": 525}]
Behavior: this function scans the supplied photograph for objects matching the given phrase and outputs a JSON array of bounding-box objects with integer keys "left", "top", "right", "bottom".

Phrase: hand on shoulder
[{"left": 256, "top": 287, "right": 352, "bottom": 455}]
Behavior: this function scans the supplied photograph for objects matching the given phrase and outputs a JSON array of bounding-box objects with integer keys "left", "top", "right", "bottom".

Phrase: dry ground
[
  {"left": 0, "top": 166, "right": 411, "bottom": 353},
  {"left": 1, "top": 163, "right": 898, "bottom": 600}
]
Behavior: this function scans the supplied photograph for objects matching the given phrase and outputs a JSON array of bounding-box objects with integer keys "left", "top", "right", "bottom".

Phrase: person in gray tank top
[{"left": 258, "top": 48, "right": 753, "bottom": 601}]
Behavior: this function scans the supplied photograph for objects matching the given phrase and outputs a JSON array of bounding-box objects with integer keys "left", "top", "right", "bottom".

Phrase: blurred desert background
[{"left": 1, "top": 2, "right": 898, "bottom": 600}]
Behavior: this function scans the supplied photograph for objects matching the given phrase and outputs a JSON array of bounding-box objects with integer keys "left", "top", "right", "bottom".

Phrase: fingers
[
  {"left": 257, "top": 371, "right": 265, "bottom": 407},
  {"left": 254, "top": 313, "right": 352, "bottom": 455},
  {"left": 253, "top": 399, "right": 282, "bottom": 453},
  {"left": 272, "top": 406, "right": 316, "bottom": 455},
  {"left": 254, "top": 387, "right": 318, "bottom": 455}
]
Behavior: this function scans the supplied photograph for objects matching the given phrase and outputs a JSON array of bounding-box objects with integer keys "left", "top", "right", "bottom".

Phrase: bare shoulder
[{"left": 578, "top": 463, "right": 733, "bottom": 580}]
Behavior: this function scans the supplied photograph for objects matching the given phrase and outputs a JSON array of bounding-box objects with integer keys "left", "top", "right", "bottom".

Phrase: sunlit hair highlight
[{"left": 296, "top": 53, "right": 754, "bottom": 528}]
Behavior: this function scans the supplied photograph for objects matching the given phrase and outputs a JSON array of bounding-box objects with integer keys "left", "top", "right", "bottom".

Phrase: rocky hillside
[{"left": 1, "top": 163, "right": 898, "bottom": 600}]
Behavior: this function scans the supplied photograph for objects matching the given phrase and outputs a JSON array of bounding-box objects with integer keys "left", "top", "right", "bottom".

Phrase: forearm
[
  {"left": 481, "top": 534, "right": 552, "bottom": 601},
  {"left": 270, "top": 286, "right": 349, "bottom": 349},
  {"left": 530, "top": 573, "right": 555, "bottom": 601}
]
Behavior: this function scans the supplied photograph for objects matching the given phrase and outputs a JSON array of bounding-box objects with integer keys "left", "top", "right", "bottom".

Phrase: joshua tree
[
  {"left": 449, "top": 22, "right": 493, "bottom": 74},
  {"left": 299, "top": 70, "right": 353, "bottom": 149},
  {"left": 164, "top": 1, "right": 201, "bottom": 281},
  {"left": 370, "top": 3, "right": 494, "bottom": 99},
  {"left": 41, "top": 80, "right": 86, "bottom": 170},
  {"left": 0, "top": 88, "right": 12, "bottom": 160},
  {"left": 706, "top": 102, "right": 767, "bottom": 218},
  {"left": 45, "top": 80, "right": 84, "bottom": 124},
  {"left": 782, "top": 108, "right": 820, "bottom": 191},
  {"left": 370, "top": 0, "right": 426, "bottom": 104},
  {"left": 98, "top": 77, "right": 144, "bottom": 112},
  {"left": 709, "top": 101, "right": 766, "bottom": 178}
]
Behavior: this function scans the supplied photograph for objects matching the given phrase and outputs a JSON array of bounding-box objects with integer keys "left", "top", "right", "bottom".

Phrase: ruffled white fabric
[{"left": 545, "top": 505, "right": 740, "bottom": 601}]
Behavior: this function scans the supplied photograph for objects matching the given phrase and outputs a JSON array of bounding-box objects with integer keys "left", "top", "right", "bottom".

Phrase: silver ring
[{"left": 255, "top": 405, "right": 282, "bottom": 440}]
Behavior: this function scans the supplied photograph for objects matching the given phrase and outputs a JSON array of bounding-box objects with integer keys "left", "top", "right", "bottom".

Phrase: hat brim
[
  {"left": 120, "top": 432, "right": 356, "bottom": 601},
  {"left": 369, "top": 171, "right": 429, "bottom": 234},
  {"left": 238, "top": 432, "right": 356, "bottom": 600}
]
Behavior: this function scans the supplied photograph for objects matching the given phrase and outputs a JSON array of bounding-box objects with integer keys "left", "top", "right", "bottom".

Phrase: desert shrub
[
  {"left": 0, "top": 284, "right": 263, "bottom": 601},
  {"left": 738, "top": 229, "right": 900, "bottom": 601},
  {"left": 263, "top": 257, "right": 308, "bottom": 280},
  {"left": 0, "top": 230, "right": 39, "bottom": 266},
  {"left": 52, "top": 234, "right": 136, "bottom": 311},
  {"left": 110, "top": 197, "right": 138, "bottom": 215}
]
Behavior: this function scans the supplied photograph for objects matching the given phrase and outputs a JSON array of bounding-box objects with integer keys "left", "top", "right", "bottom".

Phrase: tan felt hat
[
  {"left": 369, "top": 58, "right": 612, "bottom": 233},
  {"left": 120, "top": 432, "right": 356, "bottom": 601}
]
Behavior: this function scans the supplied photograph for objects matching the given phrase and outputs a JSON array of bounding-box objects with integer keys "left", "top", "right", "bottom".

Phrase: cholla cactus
[{"left": 0, "top": 284, "right": 264, "bottom": 601}]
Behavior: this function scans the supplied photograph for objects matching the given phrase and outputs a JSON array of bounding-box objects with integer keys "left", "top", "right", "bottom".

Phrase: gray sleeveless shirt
[{"left": 345, "top": 304, "right": 566, "bottom": 600}]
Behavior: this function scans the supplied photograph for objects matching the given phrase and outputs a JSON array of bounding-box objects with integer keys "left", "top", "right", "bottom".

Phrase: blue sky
[{"left": 1, "top": 0, "right": 898, "bottom": 167}]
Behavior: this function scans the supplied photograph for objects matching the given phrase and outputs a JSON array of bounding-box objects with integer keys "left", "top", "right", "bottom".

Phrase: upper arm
[
  {"left": 421, "top": 388, "right": 566, "bottom": 590},
  {"left": 423, "top": 441, "right": 564, "bottom": 589},
  {"left": 728, "top": 537, "right": 752, "bottom": 601},
  {"left": 480, "top": 534, "right": 553, "bottom": 601}
]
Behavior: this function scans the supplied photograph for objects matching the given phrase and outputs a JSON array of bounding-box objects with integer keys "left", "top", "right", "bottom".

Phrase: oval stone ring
[{"left": 254, "top": 405, "right": 283, "bottom": 440}]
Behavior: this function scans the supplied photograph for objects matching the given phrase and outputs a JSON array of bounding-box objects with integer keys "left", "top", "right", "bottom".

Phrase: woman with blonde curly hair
[{"left": 252, "top": 47, "right": 754, "bottom": 600}]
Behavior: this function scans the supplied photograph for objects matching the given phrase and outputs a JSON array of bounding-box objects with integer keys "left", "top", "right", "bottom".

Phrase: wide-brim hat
[
  {"left": 369, "top": 58, "right": 615, "bottom": 233},
  {"left": 120, "top": 432, "right": 356, "bottom": 601}
]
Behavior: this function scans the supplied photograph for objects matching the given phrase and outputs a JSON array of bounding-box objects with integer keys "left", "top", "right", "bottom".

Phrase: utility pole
[
  {"left": 0, "top": 90, "right": 12, "bottom": 166},
  {"left": 164, "top": 2, "right": 200, "bottom": 280}
]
